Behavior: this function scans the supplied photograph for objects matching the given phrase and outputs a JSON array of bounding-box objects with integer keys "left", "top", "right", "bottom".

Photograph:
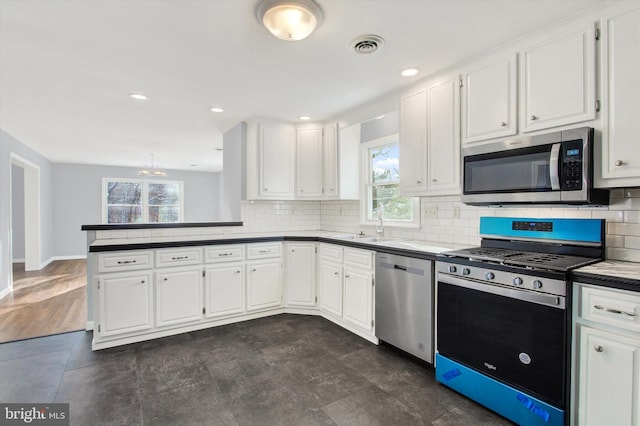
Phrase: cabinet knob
[
  {"left": 300, "top": 189, "right": 304, "bottom": 192},
  {"left": 416, "top": 180, "right": 422, "bottom": 184},
  {"left": 252, "top": 268, "right": 256, "bottom": 272},
  {"left": 329, "top": 188, "right": 335, "bottom": 192},
  {"left": 594, "top": 345, "right": 604, "bottom": 353},
  {"left": 531, "top": 115, "right": 538, "bottom": 121},
  {"left": 164, "top": 277, "right": 168, "bottom": 281},
  {"left": 500, "top": 121, "right": 507, "bottom": 127},
  {"left": 345, "top": 274, "right": 350, "bottom": 278},
  {"left": 432, "top": 179, "right": 437, "bottom": 182},
  {"left": 264, "top": 188, "right": 268, "bottom": 191},
  {"left": 141, "top": 280, "right": 146, "bottom": 284},
  {"left": 615, "top": 160, "right": 624, "bottom": 166},
  {"left": 236, "top": 270, "right": 241, "bottom": 274},
  {"left": 334, "top": 272, "right": 339, "bottom": 276}
]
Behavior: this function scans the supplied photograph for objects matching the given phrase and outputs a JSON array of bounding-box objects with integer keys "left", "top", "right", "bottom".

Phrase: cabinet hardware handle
[
  {"left": 252, "top": 268, "right": 257, "bottom": 272},
  {"left": 500, "top": 121, "right": 507, "bottom": 127},
  {"left": 334, "top": 272, "right": 339, "bottom": 276},
  {"left": 432, "top": 179, "right": 437, "bottom": 182},
  {"left": 219, "top": 253, "right": 232, "bottom": 257},
  {"left": 236, "top": 270, "right": 241, "bottom": 274},
  {"left": 264, "top": 188, "right": 268, "bottom": 191},
  {"left": 594, "top": 304, "right": 635, "bottom": 317},
  {"left": 258, "top": 250, "right": 270, "bottom": 253},
  {"left": 164, "top": 278, "right": 168, "bottom": 281},
  {"left": 141, "top": 280, "right": 146, "bottom": 284},
  {"left": 117, "top": 260, "right": 137, "bottom": 264},
  {"left": 171, "top": 256, "right": 188, "bottom": 260},
  {"left": 594, "top": 345, "right": 604, "bottom": 353},
  {"left": 531, "top": 115, "right": 538, "bottom": 120},
  {"left": 345, "top": 275, "right": 350, "bottom": 278},
  {"left": 416, "top": 180, "right": 422, "bottom": 184},
  {"left": 615, "top": 160, "right": 624, "bottom": 166}
]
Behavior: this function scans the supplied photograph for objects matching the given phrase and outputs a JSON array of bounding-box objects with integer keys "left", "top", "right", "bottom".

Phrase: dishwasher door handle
[{"left": 394, "top": 265, "right": 408, "bottom": 271}]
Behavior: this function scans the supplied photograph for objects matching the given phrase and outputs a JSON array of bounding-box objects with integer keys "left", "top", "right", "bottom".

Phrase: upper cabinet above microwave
[{"left": 520, "top": 23, "right": 597, "bottom": 133}]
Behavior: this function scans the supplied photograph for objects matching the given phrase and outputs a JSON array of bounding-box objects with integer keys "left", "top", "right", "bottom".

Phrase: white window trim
[
  {"left": 102, "top": 177, "right": 184, "bottom": 224},
  {"left": 359, "top": 135, "right": 420, "bottom": 228}
]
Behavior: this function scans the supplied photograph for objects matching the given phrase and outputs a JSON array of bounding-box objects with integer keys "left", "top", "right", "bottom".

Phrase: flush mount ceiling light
[
  {"left": 298, "top": 115, "right": 312, "bottom": 120},
  {"left": 257, "top": 0, "right": 323, "bottom": 41},
  {"left": 137, "top": 154, "right": 167, "bottom": 177}
]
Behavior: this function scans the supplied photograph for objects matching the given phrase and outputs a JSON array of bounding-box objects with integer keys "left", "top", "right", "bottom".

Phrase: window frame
[
  {"left": 102, "top": 177, "right": 184, "bottom": 224},
  {"left": 359, "top": 135, "right": 420, "bottom": 228}
]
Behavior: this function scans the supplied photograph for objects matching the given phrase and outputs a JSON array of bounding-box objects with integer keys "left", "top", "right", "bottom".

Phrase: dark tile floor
[{"left": 0, "top": 314, "right": 513, "bottom": 425}]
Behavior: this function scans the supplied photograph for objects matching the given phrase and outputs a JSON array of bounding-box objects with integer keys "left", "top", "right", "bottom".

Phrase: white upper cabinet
[
  {"left": 399, "top": 88, "right": 428, "bottom": 195},
  {"left": 259, "top": 122, "right": 295, "bottom": 199},
  {"left": 296, "top": 126, "right": 324, "bottom": 198},
  {"left": 462, "top": 52, "right": 518, "bottom": 144},
  {"left": 600, "top": 5, "right": 640, "bottom": 185},
  {"left": 323, "top": 123, "right": 339, "bottom": 199},
  {"left": 427, "top": 74, "right": 461, "bottom": 195},
  {"left": 337, "top": 124, "right": 361, "bottom": 200},
  {"left": 521, "top": 24, "right": 596, "bottom": 132}
]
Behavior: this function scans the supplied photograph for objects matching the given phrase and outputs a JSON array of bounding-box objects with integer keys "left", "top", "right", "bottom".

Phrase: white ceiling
[{"left": 0, "top": 0, "right": 604, "bottom": 172}]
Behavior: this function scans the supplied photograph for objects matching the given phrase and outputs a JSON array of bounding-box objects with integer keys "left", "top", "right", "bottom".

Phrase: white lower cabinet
[
  {"left": 573, "top": 282, "right": 640, "bottom": 425},
  {"left": 204, "top": 263, "right": 245, "bottom": 319},
  {"left": 285, "top": 242, "right": 316, "bottom": 308},
  {"left": 318, "top": 244, "right": 375, "bottom": 336},
  {"left": 247, "top": 260, "right": 282, "bottom": 312},
  {"left": 98, "top": 271, "right": 153, "bottom": 337},
  {"left": 343, "top": 266, "right": 373, "bottom": 331},
  {"left": 155, "top": 267, "right": 202, "bottom": 328}
]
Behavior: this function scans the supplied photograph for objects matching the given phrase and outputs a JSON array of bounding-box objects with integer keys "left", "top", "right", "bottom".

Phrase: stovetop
[{"left": 442, "top": 247, "right": 600, "bottom": 272}]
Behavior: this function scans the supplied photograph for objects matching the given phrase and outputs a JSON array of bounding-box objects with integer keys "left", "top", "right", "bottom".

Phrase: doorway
[{"left": 10, "top": 153, "right": 41, "bottom": 273}]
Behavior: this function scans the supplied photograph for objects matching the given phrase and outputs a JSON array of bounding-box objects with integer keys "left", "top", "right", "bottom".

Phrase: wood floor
[{"left": 0, "top": 260, "right": 86, "bottom": 343}]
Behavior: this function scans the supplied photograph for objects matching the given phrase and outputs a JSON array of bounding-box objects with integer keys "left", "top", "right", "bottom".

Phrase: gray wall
[
  {"left": 361, "top": 111, "right": 399, "bottom": 143},
  {"left": 220, "top": 122, "right": 246, "bottom": 221},
  {"left": 11, "top": 164, "right": 25, "bottom": 261},
  {"left": 1, "top": 129, "right": 54, "bottom": 297},
  {"left": 52, "top": 163, "right": 223, "bottom": 257}
]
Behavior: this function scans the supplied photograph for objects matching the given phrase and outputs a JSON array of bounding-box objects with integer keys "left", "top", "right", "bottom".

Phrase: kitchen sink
[{"left": 356, "top": 236, "right": 396, "bottom": 242}]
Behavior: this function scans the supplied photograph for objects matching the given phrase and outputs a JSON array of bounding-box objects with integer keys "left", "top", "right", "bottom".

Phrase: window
[
  {"left": 360, "top": 135, "right": 419, "bottom": 227},
  {"left": 103, "top": 178, "right": 183, "bottom": 223}
]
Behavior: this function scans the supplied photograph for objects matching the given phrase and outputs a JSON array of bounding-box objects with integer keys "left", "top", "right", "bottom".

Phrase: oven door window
[
  {"left": 464, "top": 145, "right": 553, "bottom": 194},
  {"left": 437, "top": 281, "right": 566, "bottom": 407}
]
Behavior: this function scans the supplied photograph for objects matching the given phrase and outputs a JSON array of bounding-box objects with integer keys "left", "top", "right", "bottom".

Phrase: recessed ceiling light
[
  {"left": 299, "top": 115, "right": 312, "bottom": 120},
  {"left": 210, "top": 107, "right": 224, "bottom": 113},
  {"left": 400, "top": 68, "right": 419, "bottom": 77},
  {"left": 129, "top": 93, "right": 148, "bottom": 100}
]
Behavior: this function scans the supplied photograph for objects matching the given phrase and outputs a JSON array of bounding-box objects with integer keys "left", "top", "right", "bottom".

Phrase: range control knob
[
  {"left": 462, "top": 268, "right": 471, "bottom": 276},
  {"left": 513, "top": 277, "right": 523, "bottom": 286},
  {"left": 448, "top": 265, "right": 457, "bottom": 273},
  {"left": 485, "top": 272, "right": 495, "bottom": 280},
  {"left": 532, "top": 280, "right": 543, "bottom": 289}
]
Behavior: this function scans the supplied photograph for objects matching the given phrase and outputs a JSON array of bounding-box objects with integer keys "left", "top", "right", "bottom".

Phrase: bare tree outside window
[{"left": 103, "top": 179, "right": 183, "bottom": 224}]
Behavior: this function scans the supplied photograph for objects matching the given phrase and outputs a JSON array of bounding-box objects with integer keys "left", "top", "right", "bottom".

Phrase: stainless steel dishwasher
[{"left": 375, "top": 252, "right": 433, "bottom": 363}]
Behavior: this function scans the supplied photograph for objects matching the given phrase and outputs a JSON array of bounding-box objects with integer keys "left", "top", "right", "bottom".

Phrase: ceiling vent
[{"left": 351, "top": 35, "right": 384, "bottom": 55}]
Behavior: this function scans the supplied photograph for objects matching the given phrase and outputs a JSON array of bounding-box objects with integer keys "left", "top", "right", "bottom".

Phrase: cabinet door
[
  {"left": 204, "top": 263, "right": 244, "bottom": 319},
  {"left": 427, "top": 75, "right": 461, "bottom": 194},
  {"left": 323, "top": 123, "right": 339, "bottom": 199},
  {"left": 601, "top": 6, "right": 640, "bottom": 182},
  {"left": 99, "top": 272, "right": 153, "bottom": 336},
  {"left": 296, "top": 127, "right": 324, "bottom": 198},
  {"left": 285, "top": 243, "right": 316, "bottom": 307},
  {"left": 247, "top": 260, "right": 282, "bottom": 311},
  {"left": 156, "top": 267, "right": 202, "bottom": 327},
  {"left": 318, "top": 261, "right": 343, "bottom": 317},
  {"left": 259, "top": 123, "right": 295, "bottom": 199},
  {"left": 521, "top": 24, "right": 596, "bottom": 132},
  {"left": 462, "top": 53, "right": 517, "bottom": 143},
  {"left": 399, "top": 88, "right": 428, "bottom": 195},
  {"left": 343, "top": 267, "right": 373, "bottom": 331},
  {"left": 578, "top": 326, "right": 640, "bottom": 426}
]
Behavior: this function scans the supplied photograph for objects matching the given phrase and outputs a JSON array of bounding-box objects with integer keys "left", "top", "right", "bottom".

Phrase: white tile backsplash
[{"left": 93, "top": 189, "right": 640, "bottom": 262}]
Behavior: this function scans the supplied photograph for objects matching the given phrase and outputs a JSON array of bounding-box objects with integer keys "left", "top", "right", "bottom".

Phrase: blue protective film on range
[{"left": 479, "top": 216, "right": 603, "bottom": 244}]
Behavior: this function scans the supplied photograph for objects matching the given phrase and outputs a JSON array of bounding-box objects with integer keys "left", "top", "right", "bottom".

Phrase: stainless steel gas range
[{"left": 435, "top": 217, "right": 605, "bottom": 426}]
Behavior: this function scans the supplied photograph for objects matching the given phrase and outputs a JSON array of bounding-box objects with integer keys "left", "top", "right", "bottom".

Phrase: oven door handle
[{"left": 438, "top": 274, "right": 565, "bottom": 309}]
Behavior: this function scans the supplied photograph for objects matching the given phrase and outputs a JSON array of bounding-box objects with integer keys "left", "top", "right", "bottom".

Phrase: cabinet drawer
[
  {"left": 155, "top": 247, "right": 203, "bottom": 268},
  {"left": 579, "top": 285, "right": 640, "bottom": 333},
  {"left": 205, "top": 245, "right": 245, "bottom": 263},
  {"left": 98, "top": 251, "right": 153, "bottom": 273},
  {"left": 319, "top": 244, "right": 343, "bottom": 263},
  {"left": 344, "top": 248, "right": 373, "bottom": 269},
  {"left": 246, "top": 243, "right": 281, "bottom": 259}
]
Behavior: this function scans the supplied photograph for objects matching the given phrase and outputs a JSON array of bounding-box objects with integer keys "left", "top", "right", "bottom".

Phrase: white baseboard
[
  {"left": 39, "top": 255, "right": 87, "bottom": 270},
  {"left": 0, "top": 287, "right": 11, "bottom": 301},
  {"left": 86, "top": 321, "right": 94, "bottom": 331},
  {"left": 12, "top": 258, "right": 25, "bottom": 263}
]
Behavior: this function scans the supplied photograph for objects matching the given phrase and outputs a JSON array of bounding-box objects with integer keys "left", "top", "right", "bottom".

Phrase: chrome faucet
[{"left": 375, "top": 215, "right": 384, "bottom": 237}]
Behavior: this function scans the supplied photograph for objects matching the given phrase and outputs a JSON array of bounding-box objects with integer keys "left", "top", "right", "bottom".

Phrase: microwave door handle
[{"left": 549, "top": 143, "right": 561, "bottom": 190}]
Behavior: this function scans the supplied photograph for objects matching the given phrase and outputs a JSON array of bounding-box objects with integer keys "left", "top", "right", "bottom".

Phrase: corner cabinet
[
  {"left": 599, "top": 5, "right": 640, "bottom": 186},
  {"left": 520, "top": 23, "right": 596, "bottom": 132},
  {"left": 285, "top": 242, "right": 316, "bottom": 308},
  {"left": 399, "top": 74, "right": 461, "bottom": 196},
  {"left": 572, "top": 283, "right": 640, "bottom": 425},
  {"left": 461, "top": 52, "right": 517, "bottom": 144}
]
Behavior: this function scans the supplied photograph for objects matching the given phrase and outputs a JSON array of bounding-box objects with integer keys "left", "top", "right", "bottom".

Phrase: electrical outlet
[
  {"left": 425, "top": 207, "right": 438, "bottom": 219},
  {"left": 453, "top": 206, "right": 460, "bottom": 218}
]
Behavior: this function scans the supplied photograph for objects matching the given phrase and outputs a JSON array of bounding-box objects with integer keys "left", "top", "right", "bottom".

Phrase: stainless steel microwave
[{"left": 461, "top": 127, "right": 609, "bottom": 206}]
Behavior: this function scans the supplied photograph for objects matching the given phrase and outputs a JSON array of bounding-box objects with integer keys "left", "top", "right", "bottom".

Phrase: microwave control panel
[{"left": 561, "top": 140, "right": 583, "bottom": 190}]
